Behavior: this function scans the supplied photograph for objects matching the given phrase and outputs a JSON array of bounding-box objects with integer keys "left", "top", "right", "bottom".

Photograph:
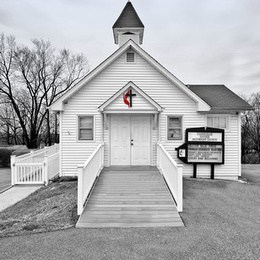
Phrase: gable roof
[
  {"left": 50, "top": 40, "right": 211, "bottom": 112},
  {"left": 98, "top": 81, "right": 163, "bottom": 112},
  {"left": 188, "top": 85, "right": 253, "bottom": 112},
  {"left": 113, "top": 2, "right": 144, "bottom": 29}
]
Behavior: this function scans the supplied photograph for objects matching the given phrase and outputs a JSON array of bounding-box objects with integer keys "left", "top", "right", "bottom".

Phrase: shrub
[
  {"left": 0, "top": 149, "right": 15, "bottom": 167},
  {"left": 242, "top": 153, "right": 260, "bottom": 164}
]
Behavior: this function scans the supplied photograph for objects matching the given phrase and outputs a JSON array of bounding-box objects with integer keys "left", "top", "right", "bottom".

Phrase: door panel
[
  {"left": 131, "top": 117, "right": 151, "bottom": 165},
  {"left": 110, "top": 116, "right": 150, "bottom": 165},
  {"left": 110, "top": 116, "right": 131, "bottom": 165}
]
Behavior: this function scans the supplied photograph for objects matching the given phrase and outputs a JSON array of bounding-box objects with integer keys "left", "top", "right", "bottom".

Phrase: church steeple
[{"left": 113, "top": 1, "right": 144, "bottom": 46}]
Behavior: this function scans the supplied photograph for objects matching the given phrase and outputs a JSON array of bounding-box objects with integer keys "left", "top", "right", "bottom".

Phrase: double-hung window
[
  {"left": 207, "top": 115, "right": 229, "bottom": 130},
  {"left": 78, "top": 116, "right": 93, "bottom": 140},
  {"left": 168, "top": 116, "right": 182, "bottom": 140}
]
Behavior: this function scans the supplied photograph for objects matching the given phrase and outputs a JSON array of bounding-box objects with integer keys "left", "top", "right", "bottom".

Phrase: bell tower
[{"left": 112, "top": 1, "right": 144, "bottom": 47}]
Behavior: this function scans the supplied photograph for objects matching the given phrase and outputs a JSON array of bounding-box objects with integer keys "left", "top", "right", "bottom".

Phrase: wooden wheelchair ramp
[{"left": 76, "top": 167, "right": 184, "bottom": 228}]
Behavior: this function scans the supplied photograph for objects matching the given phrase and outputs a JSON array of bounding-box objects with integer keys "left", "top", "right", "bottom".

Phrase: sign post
[{"left": 176, "top": 127, "right": 225, "bottom": 179}]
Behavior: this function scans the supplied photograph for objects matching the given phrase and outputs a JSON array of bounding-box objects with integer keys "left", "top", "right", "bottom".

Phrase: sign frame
[{"left": 177, "top": 127, "right": 225, "bottom": 165}]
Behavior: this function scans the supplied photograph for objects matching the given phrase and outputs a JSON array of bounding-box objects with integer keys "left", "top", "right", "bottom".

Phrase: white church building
[{"left": 51, "top": 1, "right": 252, "bottom": 216}]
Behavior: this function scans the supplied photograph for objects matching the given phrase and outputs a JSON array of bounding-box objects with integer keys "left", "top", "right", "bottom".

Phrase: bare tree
[
  {"left": 241, "top": 93, "right": 260, "bottom": 163},
  {"left": 0, "top": 97, "right": 23, "bottom": 145},
  {"left": 0, "top": 34, "right": 88, "bottom": 148}
]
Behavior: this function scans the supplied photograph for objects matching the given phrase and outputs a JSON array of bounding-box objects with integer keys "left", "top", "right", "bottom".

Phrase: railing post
[
  {"left": 177, "top": 165, "right": 183, "bottom": 212},
  {"left": 157, "top": 143, "right": 159, "bottom": 168},
  {"left": 77, "top": 165, "right": 84, "bottom": 215},
  {"left": 30, "top": 150, "right": 34, "bottom": 163},
  {"left": 44, "top": 146, "right": 48, "bottom": 157},
  {"left": 157, "top": 143, "right": 161, "bottom": 169},
  {"left": 102, "top": 144, "right": 104, "bottom": 166},
  {"left": 11, "top": 155, "right": 16, "bottom": 185},
  {"left": 43, "top": 155, "right": 48, "bottom": 185},
  {"left": 100, "top": 143, "right": 104, "bottom": 174},
  {"left": 55, "top": 143, "right": 59, "bottom": 154}
]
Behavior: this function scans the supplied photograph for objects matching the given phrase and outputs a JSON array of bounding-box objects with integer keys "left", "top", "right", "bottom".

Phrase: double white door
[{"left": 110, "top": 116, "right": 151, "bottom": 165}]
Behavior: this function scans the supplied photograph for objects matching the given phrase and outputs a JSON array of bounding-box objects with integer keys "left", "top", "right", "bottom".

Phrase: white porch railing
[
  {"left": 11, "top": 144, "right": 60, "bottom": 186},
  {"left": 157, "top": 143, "right": 183, "bottom": 212},
  {"left": 46, "top": 151, "right": 60, "bottom": 181},
  {"left": 77, "top": 143, "right": 104, "bottom": 215}
]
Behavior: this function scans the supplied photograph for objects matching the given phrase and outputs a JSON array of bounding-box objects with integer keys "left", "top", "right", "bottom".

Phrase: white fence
[
  {"left": 77, "top": 143, "right": 104, "bottom": 215},
  {"left": 11, "top": 144, "right": 60, "bottom": 186},
  {"left": 157, "top": 143, "right": 183, "bottom": 212}
]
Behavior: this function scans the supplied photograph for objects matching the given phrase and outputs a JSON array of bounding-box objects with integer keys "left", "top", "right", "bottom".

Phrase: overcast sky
[{"left": 1, "top": 0, "right": 259, "bottom": 96}]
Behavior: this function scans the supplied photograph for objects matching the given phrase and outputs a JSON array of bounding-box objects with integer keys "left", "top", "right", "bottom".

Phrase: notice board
[
  {"left": 177, "top": 127, "right": 225, "bottom": 164},
  {"left": 187, "top": 144, "right": 223, "bottom": 163}
]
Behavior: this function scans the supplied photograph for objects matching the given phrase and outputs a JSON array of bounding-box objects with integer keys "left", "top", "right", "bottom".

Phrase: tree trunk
[
  {"left": 27, "top": 126, "right": 38, "bottom": 149},
  {"left": 46, "top": 110, "right": 52, "bottom": 146},
  {"left": 54, "top": 112, "right": 59, "bottom": 143}
]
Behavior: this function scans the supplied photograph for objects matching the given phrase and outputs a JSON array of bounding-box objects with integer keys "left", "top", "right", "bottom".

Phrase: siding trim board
[{"left": 59, "top": 111, "right": 63, "bottom": 177}]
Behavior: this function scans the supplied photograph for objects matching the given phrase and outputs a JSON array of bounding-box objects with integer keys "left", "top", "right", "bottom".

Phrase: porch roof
[
  {"left": 98, "top": 81, "right": 164, "bottom": 113},
  {"left": 188, "top": 85, "right": 253, "bottom": 112}
]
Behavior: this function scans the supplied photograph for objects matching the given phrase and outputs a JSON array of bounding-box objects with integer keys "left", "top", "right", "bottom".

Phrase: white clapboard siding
[{"left": 60, "top": 49, "right": 240, "bottom": 179}]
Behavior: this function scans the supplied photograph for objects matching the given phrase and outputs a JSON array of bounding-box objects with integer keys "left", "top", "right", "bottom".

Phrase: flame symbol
[{"left": 123, "top": 90, "right": 130, "bottom": 107}]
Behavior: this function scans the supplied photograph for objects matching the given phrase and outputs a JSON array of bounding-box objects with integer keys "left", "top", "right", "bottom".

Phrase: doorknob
[{"left": 131, "top": 139, "right": 134, "bottom": 145}]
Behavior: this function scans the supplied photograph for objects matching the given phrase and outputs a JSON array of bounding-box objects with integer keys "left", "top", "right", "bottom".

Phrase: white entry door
[{"left": 110, "top": 116, "right": 151, "bottom": 165}]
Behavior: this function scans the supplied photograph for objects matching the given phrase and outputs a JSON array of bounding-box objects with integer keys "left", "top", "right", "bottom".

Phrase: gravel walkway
[{"left": 0, "top": 178, "right": 259, "bottom": 260}]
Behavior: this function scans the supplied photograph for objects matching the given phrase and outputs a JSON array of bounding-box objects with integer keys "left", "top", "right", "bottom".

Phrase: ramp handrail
[
  {"left": 77, "top": 143, "right": 104, "bottom": 215},
  {"left": 14, "top": 144, "right": 60, "bottom": 164},
  {"left": 157, "top": 143, "right": 183, "bottom": 212},
  {"left": 11, "top": 144, "right": 60, "bottom": 185}
]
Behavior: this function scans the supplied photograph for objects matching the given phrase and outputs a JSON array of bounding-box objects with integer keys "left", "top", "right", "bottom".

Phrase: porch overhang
[{"left": 98, "top": 81, "right": 164, "bottom": 113}]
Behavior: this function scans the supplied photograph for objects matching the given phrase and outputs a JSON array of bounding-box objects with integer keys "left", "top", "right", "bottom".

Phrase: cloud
[
  {"left": 0, "top": 9, "right": 15, "bottom": 28},
  {"left": 0, "top": 0, "right": 259, "bottom": 95}
]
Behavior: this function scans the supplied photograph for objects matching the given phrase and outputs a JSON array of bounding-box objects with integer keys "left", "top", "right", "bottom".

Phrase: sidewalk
[
  {"left": 0, "top": 168, "right": 11, "bottom": 193},
  {"left": 0, "top": 185, "right": 42, "bottom": 212},
  {"left": 0, "top": 168, "right": 43, "bottom": 212}
]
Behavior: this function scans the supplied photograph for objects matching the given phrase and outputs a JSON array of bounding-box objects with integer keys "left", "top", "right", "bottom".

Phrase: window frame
[
  {"left": 78, "top": 115, "right": 94, "bottom": 141},
  {"left": 167, "top": 115, "right": 183, "bottom": 141},
  {"left": 206, "top": 114, "right": 230, "bottom": 131}
]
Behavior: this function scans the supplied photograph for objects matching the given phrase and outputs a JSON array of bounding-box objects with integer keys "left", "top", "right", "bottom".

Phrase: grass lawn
[
  {"left": 1, "top": 177, "right": 260, "bottom": 259},
  {"left": 0, "top": 177, "right": 78, "bottom": 238}
]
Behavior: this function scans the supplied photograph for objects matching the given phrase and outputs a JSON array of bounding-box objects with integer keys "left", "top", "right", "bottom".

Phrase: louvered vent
[{"left": 126, "top": 52, "right": 135, "bottom": 62}]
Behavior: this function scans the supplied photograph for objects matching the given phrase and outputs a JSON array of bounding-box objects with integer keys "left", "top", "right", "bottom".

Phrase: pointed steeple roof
[
  {"left": 112, "top": 2, "right": 145, "bottom": 46},
  {"left": 113, "top": 1, "right": 144, "bottom": 29}
]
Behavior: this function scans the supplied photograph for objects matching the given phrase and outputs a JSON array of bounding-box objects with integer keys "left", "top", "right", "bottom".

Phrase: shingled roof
[
  {"left": 113, "top": 1, "right": 144, "bottom": 28},
  {"left": 187, "top": 85, "right": 253, "bottom": 112}
]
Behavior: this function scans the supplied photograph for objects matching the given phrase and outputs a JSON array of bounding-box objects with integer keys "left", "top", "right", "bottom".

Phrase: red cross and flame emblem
[{"left": 123, "top": 88, "right": 136, "bottom": 107}]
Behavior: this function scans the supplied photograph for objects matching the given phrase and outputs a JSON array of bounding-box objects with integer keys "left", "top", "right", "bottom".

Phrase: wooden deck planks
[{"left": 76, "top": 167, "right": 184, "bottom": 228}]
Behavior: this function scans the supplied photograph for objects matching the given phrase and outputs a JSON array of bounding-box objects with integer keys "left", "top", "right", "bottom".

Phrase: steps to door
[{"left": 76, "top": 167, "right": 184, "bottom": 228}]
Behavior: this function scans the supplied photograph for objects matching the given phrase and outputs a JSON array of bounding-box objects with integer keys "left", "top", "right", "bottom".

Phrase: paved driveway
[
  {"left": 0, "top": 168, "right": 11, "bottom": 193},
  {"left": 0, "top": 166, "right": 260, "bottom": 259}
]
